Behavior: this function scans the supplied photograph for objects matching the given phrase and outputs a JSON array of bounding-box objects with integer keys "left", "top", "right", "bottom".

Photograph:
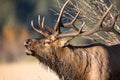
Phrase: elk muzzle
[{"left": 24, "top": 39, "right": 35, "bottom": 56}]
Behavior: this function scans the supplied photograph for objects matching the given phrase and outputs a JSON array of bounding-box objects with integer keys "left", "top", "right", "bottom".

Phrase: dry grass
[{"left": 0, "top": 61, "right": 59, "bottom": 80}]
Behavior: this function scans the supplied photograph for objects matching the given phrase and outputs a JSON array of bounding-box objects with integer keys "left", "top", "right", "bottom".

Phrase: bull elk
[{"left": 24, "top": 0, "right": 120, "bottom": 80}]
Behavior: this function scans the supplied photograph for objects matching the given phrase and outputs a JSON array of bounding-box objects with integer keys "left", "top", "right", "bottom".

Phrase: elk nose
[{"left": 24, "top": 39, "right": 31, "bottom": 47}]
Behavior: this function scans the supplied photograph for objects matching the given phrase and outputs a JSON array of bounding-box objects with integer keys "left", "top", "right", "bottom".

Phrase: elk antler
[
  {"left": 56, "top": 4, "right": 119, "bottom": 38},
  {"left": 31, "top": 0, "right": 82, "bottom": 40},
  {"left": 54, "top": 0, "right": 81, "bottom": 35},
  {"left": 31, "top": 0, "right": 119, "bottom": 43},
  {"left": 31, "top": 15, "right": 56, "bottom": 37},
  {"left": 31, "top": 16, "right": 48, "bottom": 37},
  {"left": 54, "top": 0, "right": 70, "bottom": 33}
]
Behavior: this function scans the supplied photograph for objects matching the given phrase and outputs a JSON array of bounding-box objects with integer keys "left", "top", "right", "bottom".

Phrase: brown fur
[{"left": 24, "top": 38, "right": 120, "bottom": 80}]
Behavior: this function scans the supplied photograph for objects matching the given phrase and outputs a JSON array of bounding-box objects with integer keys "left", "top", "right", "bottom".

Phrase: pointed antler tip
[
  {"left": 78, "top": 22, "right": 85, "bottom": 32},
  {"left": 41, "top": 17, "right": 45, "bottom": 28},
  {"left": 38, "top": 15, "right": 40, "bottom": 21},
  {"left": 66, "top": 0, "right": 70, "bottom": 4},
  {"left": 31, "top": 20, "right": 34, "bottom": 26}
]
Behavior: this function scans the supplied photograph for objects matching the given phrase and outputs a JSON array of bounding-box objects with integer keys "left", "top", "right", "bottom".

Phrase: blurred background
[
  {"left": 0, "top": 0, "right": 60, "bottom": 80},
  {"left": 0, "top": 0, "right": 60, "bottom": 63}
]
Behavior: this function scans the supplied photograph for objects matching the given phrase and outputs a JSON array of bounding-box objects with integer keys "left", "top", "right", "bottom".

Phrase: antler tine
[
  {"left": 41, "top": 17, "right": 56, "bottom": 33},
  {"left": 56, "top": 22, "right": 85, "bottom": 38},
  {"left": 41, "top": 16, "right": 56, "bottom": 34},
  {"left": 31, "top": 18, "right": 49, "bottom": 37},
  {"left": 95, "top": 4, "right": 113, "bottom": 30},
  {"left": 78, "top": 22, "right": 85, "bottom": 33},
  {"left": 54, "top": 0, "right": 70, "bottom": 33},
  {"left": 41, "top": 17, "right": 45, "bottom": 29},
  {"left": 62, "top": 10, "right": 81, "bottom": 31},
  {"left": 38, "top": 15, "right": 41, "bottom": 27},
  {"left": 38, "top": 15, "right": 45, "bottom": 31},
  {"left": 76, "top": 4, "right": 114, "bottom": 36},
  {"left": 108, "top": 14, "right": 120, "bottom": 36},
  {"left": 98, "top": 14, "right": 118, "bottom": 32},
  {"left": 38, "top": 15, "right": 45, "bottom": 30},
  {"left": 77, "top": 4, "right": 114, "bottom": 36},
  {"left": 56, "top": 4, "right": 116, "bottom": 38},
  {"left": 44, "top": 24, "right": 56, "bottom": 34}
]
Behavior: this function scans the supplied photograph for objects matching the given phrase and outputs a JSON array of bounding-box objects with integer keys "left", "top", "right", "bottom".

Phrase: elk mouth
[{"left": 25, "top": 47, "right": 35, "bottom": 56}]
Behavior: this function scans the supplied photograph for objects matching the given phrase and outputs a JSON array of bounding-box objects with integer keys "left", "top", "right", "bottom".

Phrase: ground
[{"left": 0, "top": 61, "right": 59, "bottom": 80}]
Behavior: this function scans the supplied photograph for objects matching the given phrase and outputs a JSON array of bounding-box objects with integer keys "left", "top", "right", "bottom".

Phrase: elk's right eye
[{"left": 42, "top": 41, "right": 51, "bottom": 47}]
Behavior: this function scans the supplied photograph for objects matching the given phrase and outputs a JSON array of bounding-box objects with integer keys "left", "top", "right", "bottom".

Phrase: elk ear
[{"left": 57, "top": 37, "right": 73, "bottom": 47}]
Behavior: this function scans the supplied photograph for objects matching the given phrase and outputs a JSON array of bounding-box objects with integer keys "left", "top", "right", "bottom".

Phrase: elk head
[{"left": 24, "top": 0, "right": 119, "bottom": 58}]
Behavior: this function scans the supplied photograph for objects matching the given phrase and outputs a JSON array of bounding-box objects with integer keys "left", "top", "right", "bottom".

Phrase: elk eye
[{"left": 43, "top": 40, "right": 51, "bottom": 46}]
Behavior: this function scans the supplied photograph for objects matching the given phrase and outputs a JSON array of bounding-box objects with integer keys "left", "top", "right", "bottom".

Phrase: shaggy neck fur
[{"left": 36, "top": 44, "right": 110, "bottom": 80}]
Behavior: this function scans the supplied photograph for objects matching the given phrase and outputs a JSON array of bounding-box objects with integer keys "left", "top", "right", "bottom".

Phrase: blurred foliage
[
  {"left": 1, "top": 16, "right": 30, "bottom": 62},
  {"left": 0, "top": 0, "right": 58, "bottom": 62}
]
